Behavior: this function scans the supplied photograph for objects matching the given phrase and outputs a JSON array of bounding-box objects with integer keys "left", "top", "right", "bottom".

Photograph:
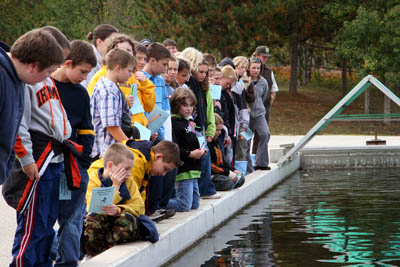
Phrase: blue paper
[
  {"left": 59, "top": 172, "right": 71, "bottom": 200},
  {"left": 210, "top": 84, "right": 222, "bottom": 100},
  {"left": 147, "top": 105, "right": 170, "bottom": 134},
  {"left": 89, "top": 187, "right": 115, "bottom": 214},
  {"left": 134, "top": 121, "right": 151, "bottom": 140},
  {"left": 250, "top": 154, "right": 256, "bottom": 167},
  {"left": 129, "top": 83, "right": 145, "bottom": 115},
  {"left": 240, "top": 126, "right": 254, "bottom": 141},
  {"left": 234, "top": 161, "right": 248, "bottom": 176},
  {"left": 197, "top": 136, "right": 206, "bottom": 150}
]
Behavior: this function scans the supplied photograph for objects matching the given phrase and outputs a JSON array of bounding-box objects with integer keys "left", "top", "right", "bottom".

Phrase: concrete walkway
[{"left": 0, "top": 135, "right": 398, "bottom": 266}]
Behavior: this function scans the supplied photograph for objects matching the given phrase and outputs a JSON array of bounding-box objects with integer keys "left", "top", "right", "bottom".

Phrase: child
[
  {"left": 167, "top": 87, "right": 205, "bottom": 211},
  {"left": 247, "top": 57, "right": 271, "bottom": 171},
  {"left": 5, "top": 27, "right": 80, "bottom": 267},
  {"left": 203, "top": 53, "right": 217, "bottom": 80},
  {"left": 209, "top": 66, "right": 222, "bottom": 86},
  {"left": 209, "top": 113, "right": 245, "bottom": 191},
  {"left": 180, "top": 47, "right": 218, "bottom": 199},
  {"left": 84, "top": 143, "right": 153, "bottom": 257},
  {"left": 135, "top": 41, "right": 148, "bottom": 71},
  {"left": 175, "top": 58, "right": 191, "bottom": 88},
  {"left": 163, "top": 39, "right": 178, "bottom": 54},
  {"left": 51, "top": 40, "right": 97, "bottom": 266},
  {"left": 81, "top": 24, "right": 118, "bottom": 88},
  {"left": 91, "top": 48, "right": 136, "bottom": 158},
  {"left": 87, "top": 34, "right": 156, "bottom": 128},
  {"left": 163, "top": 56, "right": 179, "bottom": 97},
  {"left": 0, "top": 28, "right": 65, "bottom": 184}
]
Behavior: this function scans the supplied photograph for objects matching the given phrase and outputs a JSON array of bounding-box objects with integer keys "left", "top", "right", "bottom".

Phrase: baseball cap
[
  {"left": 140, "top": 38, "right": 152, "bottom": 47},
  {"left": 255, "top": 46, "right": 271, "bottom": 57}
]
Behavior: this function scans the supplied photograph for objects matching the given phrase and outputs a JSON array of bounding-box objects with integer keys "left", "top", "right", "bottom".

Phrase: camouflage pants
[{"left": 83, "top": 212, "right": 139, "bottom": 256}]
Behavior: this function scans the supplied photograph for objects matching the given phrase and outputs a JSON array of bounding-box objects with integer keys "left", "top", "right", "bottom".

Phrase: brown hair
[
  {"left": 147, "top": 42, "right": 171, "bottom": 61},
  {"left": 134, "top": 41, "right": 148, "bottom": 56},
  {"left": 41, "top": 26, "right": 71, "bottom": 51},
  {"left": 103, "top": 143, "right": 134, "bottom": 166},
  {"left": 214, "top": 113, "right": 224, "bottom": 125},
  {"left": 105, "top": 48, "right": 136, "bottom": 70},
  {"left": 197, "top": 59, "right": 209, "bottom": 92},
  {"left": 163, "top": 39, "right": 177, "bottom": 48},
  {"left": 214, "top": 66, "right": 222, "bottom": 73},
  {"left": 170, "top": 87, "right": 197, "bottom": 115},
  {"left": 106, "top": 34, "right": 136, "bottom": 55},
  {"left": 66, "top": 40, "right": 97, "bottom": 68},
  {"left": 203, "top": 53, "right": 217, "bottom": 66},
  {"left": 87, "top": 24, "right": 118, "bottom": 47},
  {"left": 11, "top": 28, "right": 64, "bottom": 71},
  {"left": 177, "top": 58, "right": 190, "bottom": 72},
  {"left": 152, "top": 140, "right": 181, "bottom": 167}
]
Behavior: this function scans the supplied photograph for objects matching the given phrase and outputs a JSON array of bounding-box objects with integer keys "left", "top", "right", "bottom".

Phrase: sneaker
[
  {"left": 254, "top": 166, "right": 271, "bottom": 171},
  {"left": 201, "top": 193, "right": 221, "bottom": 199},
  {"left": 149, "top": 209, "right": 176, "bottom": 223}
]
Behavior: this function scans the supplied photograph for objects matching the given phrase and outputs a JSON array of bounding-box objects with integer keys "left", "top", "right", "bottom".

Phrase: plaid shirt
[{"left": 91, "top": 76, "right": 123, "bottom": 157}]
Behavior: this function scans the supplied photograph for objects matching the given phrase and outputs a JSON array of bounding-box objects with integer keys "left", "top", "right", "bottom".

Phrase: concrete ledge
[
  {"left": 80, "top": 156, "right": 300, "bottom": 267},
  {"left": 300, "top": 146, "right": 400, "bottom": 169}
]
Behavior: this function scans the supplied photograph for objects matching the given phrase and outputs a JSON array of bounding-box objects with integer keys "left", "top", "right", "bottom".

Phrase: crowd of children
[{"left": 0, "top": 24, "right": 278, "bottom": 266}]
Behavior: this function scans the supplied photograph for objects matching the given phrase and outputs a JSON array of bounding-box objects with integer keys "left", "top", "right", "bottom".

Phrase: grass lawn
[{"left": 269, "top": 81, "right": 400, "bottom": 136}]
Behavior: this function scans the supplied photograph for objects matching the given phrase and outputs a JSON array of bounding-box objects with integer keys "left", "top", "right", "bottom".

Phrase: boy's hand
[
  {"left": 110, "top": 166, "right": 128, "bottom": 187},
  {"left": 190, "top": 148, "right": 205, "bottom": 159},
  {"left": 206, "top": 136, "right": 212, "bottom": 143},
  {"left": 128, "top": 95, "right": 134, "bottom": 107},
  {"left": 102, "top": 204, "right": 119, "bottom": 216},
  {"left": 22, "top": 163, "right": 40, "bottom": 181},
  {"left": 150, "top": 132, "right": 159, "bottom": 142},
  {"left": 135, "top": 71, "right": 146, "bottom": 82}
]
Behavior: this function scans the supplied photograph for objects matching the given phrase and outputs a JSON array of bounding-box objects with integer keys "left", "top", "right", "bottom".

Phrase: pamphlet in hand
[
  {"left": 197, "top": 136, "right": 206, "bottom": 150},
  {"left": 89, "top": 187, "right": 115, "bottom": 214},
  {"left": 240, "top": 126, "right": 254, "bottom": 141},
  {"left": 134, "top": 121, "right": 151, "bottom": 140},
  {"left": 147, "top": 105, "right": 170, "bottom": 134},
  {"left": 210, "top": 84, "right": 222, "bottom": 100},
  {"left": 129, "top": 83, "right": 145, "bottom": 115}
]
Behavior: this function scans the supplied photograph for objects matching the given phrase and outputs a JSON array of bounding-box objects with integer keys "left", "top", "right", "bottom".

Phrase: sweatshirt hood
[{"left": 0, "top": 45, "right": 20, "bottom": 85}]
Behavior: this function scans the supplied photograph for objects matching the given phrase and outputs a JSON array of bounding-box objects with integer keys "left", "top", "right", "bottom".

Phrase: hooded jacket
[
  {"left": 249, "top": 77, "right": 270, "bottom": 119},
  {"left": 0, "top": 45, "right": 25, "bottom": 184}
]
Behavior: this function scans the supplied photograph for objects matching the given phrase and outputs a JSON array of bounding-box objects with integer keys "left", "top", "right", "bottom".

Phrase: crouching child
[{"left": 84, "top": 143, "right": 158, "bottom": 257}]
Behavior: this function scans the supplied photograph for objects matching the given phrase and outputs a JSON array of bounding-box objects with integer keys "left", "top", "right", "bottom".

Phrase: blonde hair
[
  {"left": 233, "top": 56, "right": 248, "bottom": 69},
  {"left": 221, "top": 65, "right": 237, "bottom": 81},
  {"left": 103, "top": 143, "right": 134, "bottom": 166},
  {"left": 105, "top": 48, "right": 136, "bottom": 70},
  {"left": 214, "top": 113, "right": 224, "bottom": 126},
  {"left": 179, "top": 47, "right": 204, "bottom": 73}
]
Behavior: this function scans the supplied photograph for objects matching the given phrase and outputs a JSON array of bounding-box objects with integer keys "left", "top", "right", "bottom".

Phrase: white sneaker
[{"left": 201, "top": 193, "right": 221, "bottom": 199}]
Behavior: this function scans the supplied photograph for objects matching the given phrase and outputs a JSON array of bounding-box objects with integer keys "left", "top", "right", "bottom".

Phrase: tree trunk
[
  {"left": 341, "top": 57, "right": 347, "bottom": 97},
  {"left": 289, "top": 33, "right": 299, "bottom": 94}
]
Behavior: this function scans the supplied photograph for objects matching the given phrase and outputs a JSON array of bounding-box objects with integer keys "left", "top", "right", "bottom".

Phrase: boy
[
  {"left": 84, "top": 143, "right": 149, "bottom": 257},
  {"left": 122, "top": 139, "right": 180, "bottom": 221},
  {"left": 209, "top": 113, "right": 245, "bottom": 191},
  {"left": 163, "top": 39, "right": 178, "bottom": 54},
  {"left": 135, "top": 41, "right": 148, "bottom": 71},
  {"left": 0, "top": 28, "right": 64, "bottom": 184},
  {"left": 163, "top": 55, "right": 179, "bottom": 96},
  {"left": 203, "top": 53, "right": 217, "bottom": 79},
  {"left": 5, "top": 27, "right": 79, "bottom": 267},
  {"left": 91, "top": 48, "right": 136, "bottom": 158},
  {"left": 175, "top": 58, "right": 190, "bottom": 88},
  {"left": 51, "top": 40, "right": 97, "bottom": 266}
]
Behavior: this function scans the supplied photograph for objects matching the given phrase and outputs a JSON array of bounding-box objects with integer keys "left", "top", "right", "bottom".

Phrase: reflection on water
[{"left": 168, "top": 169, "right": 400, "bottom": 267}]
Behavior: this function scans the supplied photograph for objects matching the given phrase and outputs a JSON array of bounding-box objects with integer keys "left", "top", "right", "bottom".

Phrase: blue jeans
[
  {"left": 11, "top": 162, "right": 63, "bottom": 267},
  {"left": 198, "top": 144, "right": 216, "bottom": 196},
  {"left": 54, "top": 167, "right": 88, "bottom": 266},
  {"left": 167, "top": 178, "right": 200, "bottom": 212}
]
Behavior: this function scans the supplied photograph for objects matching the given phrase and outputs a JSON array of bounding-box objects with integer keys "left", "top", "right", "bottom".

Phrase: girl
[
  {"left": 180, "top": 47, "right": 219, "bottom": 199},
  {"left": 247, "top": 57, "right": 271, "bottom": 171},
  {"left": 82, "top": 24, "right": 118, "bottom": 88},
  {"left": 167, "top": 87, "right": 205, "bottom": 211}
]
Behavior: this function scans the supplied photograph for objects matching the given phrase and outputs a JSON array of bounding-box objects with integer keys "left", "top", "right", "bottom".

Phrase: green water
[{"left": 169, "top": 169, "right": 400, "bottom": 267}]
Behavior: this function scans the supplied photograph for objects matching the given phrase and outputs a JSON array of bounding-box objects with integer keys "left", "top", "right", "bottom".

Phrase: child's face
[
  {"left": 97, "top": 33, "right": 117, "bottom": 56},
  {"left": 208, "top": 64, "right": 216, "bottom": 78},
  {"left": 179, "top": 97, "right": 194, "bottom": 118},
  {"left": 249, "top": 62, "right": 261, "bottom": 79},
  {"left": 151, "top": 155, "right": 176, "bottom": 176},
  {"left": 25, "top": 63, "right": 59, "bottom": 85},
  {"left": 176, "top": 68, "right": 190, "bottom": 86},
  {"left": 117, "top": 42, "right": 134, "bottom": 56},
  {"left": 235, "top": 63, "right": 248, "bottom": 77},
  {"left": 166, "top": 45, "right": 178, "bottom": 54},
  {"left": 166, "top": 60, "right": 178, "bottom": 83},
  {"left": 136, "top": 52, "right": 148, "bottom": 71},
  {"left": 108, "top": 157, "right": 134, "bottom": 180},
  {"left": 221, "top": 77, "right": 235, "bottom": 90},
  {"left": 211, "top": 71, "right": 222, "bottom": 85},
  {"left": 215, "top": 123, "right": 223, "bottom": 138},
  {"left": 116, "top": 64, "right": 134, "bottom": 83},
  {"left": 150, "top": 58, "right": 169, "bottom": 75},
  {"left": 195, "top": 64, "right": 208, "bottom": 82},
  {"left": 65, "top": 62, "right": 93, "bottom": 84}
]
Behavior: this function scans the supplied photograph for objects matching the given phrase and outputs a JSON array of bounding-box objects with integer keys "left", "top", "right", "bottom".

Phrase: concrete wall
[{"left": 80, "top": 156, "right": 300, "bottom": 267}]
